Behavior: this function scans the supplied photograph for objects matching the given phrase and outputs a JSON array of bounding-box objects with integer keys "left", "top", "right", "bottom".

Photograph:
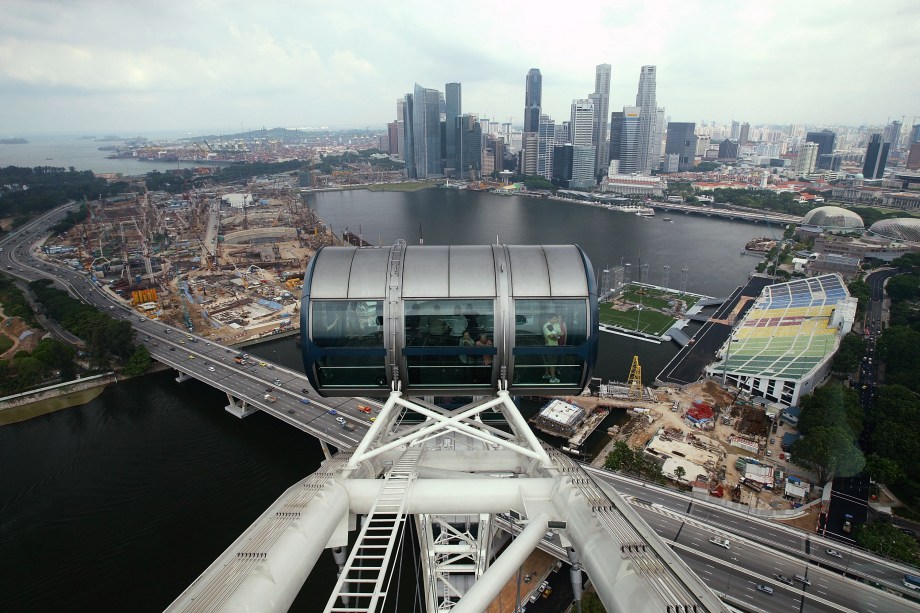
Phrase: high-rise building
[
  {"left": 617, "top": 107, "right": 641, "bottom": 173},
  {"left": 387, "top": 121, "right": 399, "bottom": 156},
  {"left": 524, "top": 69, "right": 542, "bottom": 133},
  {"left": 796, "top": 142, "right": 819, "bottom": 176},
  {"left": 592, "top": 64, "right": 612, "bottom": 175},
  {"left": 862, "top": 133, "right": 890, "bottom": 179},
  {"left": 444, "top": 83, "right": 461, "bottom": 177},
  {"left": 537, "top": 114, "right": 556, "bottom": 179},
  {"left": 739, "top": 122, "right": 751, "bottom": 145},
  {"left": 884, "top": 120, "right": 902, "bottom": 150},
  {"left": 401, "top": 93, "right": 415, "bottom": 178},
  {"left": 552, "top": 144, "right": 574, "bottom": 187},
  {"left": 455, "top": 114, "right": 482, "bottom": 180},
  {"left": 571, "top": 145, "right": 596, "bottom": 189},
  {"left": 570, "top": 99, "right": 595, "bottom": 147},
  {"left": 521, "top": 132, "right": 538, "bottom": 176},
  {"left": 556, "top": 122, "right": 570, "bottom": 145},
  {"left": 907, "top": 143, "right": 920, "bottom": 171},
  {"left": 635, "top": 65, "right": 658, "bottom": 174},
  {"left": 730, "top": 121, "right": 741, "bottom": 141},
  {"left": 608, "top": 111, "right": 624, "bottom": 174},
  {"left": 411, "top": 83, "right": 443, "bottom": 179},
  {"left": 806, "top": 130, "right": 836, "bottom": 156},
  {"left": 910, "top": 124, "right": 920, "bottom": 145},
  {"left": 817, "top": 154, "right": 842, "bottom": 171},
  {"left": 664, "top": 122, "right": 697, "bottom": 172}
]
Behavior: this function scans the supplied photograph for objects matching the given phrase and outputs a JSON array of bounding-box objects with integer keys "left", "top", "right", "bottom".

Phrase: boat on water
[
  {"left": 662, "top": 217, "right": 672, "bottom": 222},
  {"left": 607, "top": 203, "right": 655, "bottom": 216}
]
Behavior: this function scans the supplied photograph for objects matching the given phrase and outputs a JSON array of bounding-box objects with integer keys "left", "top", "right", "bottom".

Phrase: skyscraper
[
  {"left": 401, "top": 93, "right": 415, "bottom": 178},
  {"left": 537, "top": 115, "right": 556, "bottom": 179},
  {"left": 617, "top": 107, "right": 641, "bottom": 173},
  {"left": 883, "top": 120, "right": 902, "bottom": 150},
  {"left": 411, "top": 83, "right": 443, "bottom": 179},
  {"left": 910, "top": 124, "right": 920, "bottom": 145},
  {"left": 608, "top": 111, "right": 624, "bottom": 174},
  {"left": 455, "top": 114, "right": 482, "bottom": 180},
  {"left": 796, "top": 142, "right": 819, "bottom": 176},
  {"left": 444, "top": 83, "right": 461, "bottom": 177},
  {"left": 569, "top": 99, "right": 595, "bottom": 147},
  {"left": 635, "top": 65, "right": 658, "bottom": 174},
  {"left": 730, "top": 121, "right": 741, "bottom": 141},
  {"left": 664, "top": 122, "right": 697, "bottom": 172},
  {"left": 739, "top": 122, "right": 751, "bottom": 145},
  {"left": 592, "top": 64, "right": 611, "bottom": 175},
  {"left": 806, "top": 130, "right": 836, "bottom": 156},
  {"left": 862, "top": 133, "right": 890, "bottom": 179},
  {"left": 524, "top": 69, "right": 542, "bottom": 133}
]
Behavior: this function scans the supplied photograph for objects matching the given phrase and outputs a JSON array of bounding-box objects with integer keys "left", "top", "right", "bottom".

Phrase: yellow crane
[{"left": 627, "top": 355, "right": 643, "bottom": 400}]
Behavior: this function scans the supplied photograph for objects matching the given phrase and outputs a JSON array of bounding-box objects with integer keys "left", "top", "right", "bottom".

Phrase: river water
[{"left": 0, "top": 186, "right": 775, "bottom": 611}]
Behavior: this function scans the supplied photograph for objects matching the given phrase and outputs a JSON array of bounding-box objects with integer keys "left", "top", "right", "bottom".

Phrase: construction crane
[{"left": 627, "top": 355, "right": 643, "bottom": 400}]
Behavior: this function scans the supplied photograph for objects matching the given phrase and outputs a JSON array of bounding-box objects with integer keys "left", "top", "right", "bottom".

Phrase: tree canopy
[{"left": 789, "top": 425, "right": 865, "bottom": 485}]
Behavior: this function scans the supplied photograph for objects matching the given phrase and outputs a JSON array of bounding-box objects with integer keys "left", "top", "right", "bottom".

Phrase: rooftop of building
[{"left": 713, "top": 274, "right": 855, "bottom": 381}]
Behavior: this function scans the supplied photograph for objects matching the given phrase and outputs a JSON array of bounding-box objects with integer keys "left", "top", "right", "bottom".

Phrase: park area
[{"left": 598, "top": 285, "right": 703, "bottom": 337}]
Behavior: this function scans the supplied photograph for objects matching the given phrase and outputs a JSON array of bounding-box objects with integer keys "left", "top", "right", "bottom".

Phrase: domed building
[
  {"left": 869, "top": 218, "right": 920, "bottom": 243},
  {"left": 801, "top": 206, "right": 864, "bottom": 233}
]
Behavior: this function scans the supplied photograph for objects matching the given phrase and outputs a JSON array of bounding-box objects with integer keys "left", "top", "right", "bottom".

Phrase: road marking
[{"left": 817, "top": 589, "right": 828, "bottom": 595}]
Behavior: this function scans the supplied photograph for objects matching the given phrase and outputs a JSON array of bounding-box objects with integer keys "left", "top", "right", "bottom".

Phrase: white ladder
[{"left": 326, "top": 446, "right": 423, "bottom": 612}]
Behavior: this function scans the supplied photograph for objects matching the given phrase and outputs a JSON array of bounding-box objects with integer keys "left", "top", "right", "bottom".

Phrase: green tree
[
  {"left": 790, "top": 426, "right": 865, "bottom": 485},
  {"left": 886, "top": 275, "right": 920, "bottom": 302},
  {"left": 847, "top": 279, "right": 871, "bottom": 315},
  {"left": 605, "top": 441, "right": 641, "bottom": 474},
  {"left": 122, "top": 345, "right": 151, "bottom": 377},
  {"left": 878, "top": 327, "right": 920, "bottom": 392},
  {"left": 797, "top": 382, "right": 862, "bottom": 439},
  {"left": 832, "top": 333, "right": 865, "bottom": 373},
  {"left": 674, "top": 466, "right": 686, "bottom": 480},
  {"left": 854, "top": 522, "right": 920, "bottom": 564},
  {"left": 864, "top": 454, "right": 905, "bottom": 486}
]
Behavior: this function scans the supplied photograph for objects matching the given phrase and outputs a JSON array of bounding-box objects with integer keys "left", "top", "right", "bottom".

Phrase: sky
[{"left": 1, "top": 0, "right": 919, "bottom": 136}]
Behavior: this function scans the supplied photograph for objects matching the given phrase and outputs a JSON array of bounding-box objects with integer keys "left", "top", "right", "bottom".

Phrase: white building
[{"left": 796, "top": 142, "right": 819, "bottom": 176}]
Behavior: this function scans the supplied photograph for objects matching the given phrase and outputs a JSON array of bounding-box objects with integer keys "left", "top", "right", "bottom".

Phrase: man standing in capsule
[{"left": 543, "top": 313, "right": 562, "bottom": 383}]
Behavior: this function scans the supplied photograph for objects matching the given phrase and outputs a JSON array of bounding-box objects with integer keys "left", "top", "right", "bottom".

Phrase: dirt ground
[
  {"left": 0, "top": 305, "right": 43, "bottom": 359},
  {"left": 486, "top": 548, "right": 556, "bottom": 613}
]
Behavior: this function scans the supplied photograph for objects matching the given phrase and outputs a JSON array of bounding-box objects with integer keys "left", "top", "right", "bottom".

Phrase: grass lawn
[
  {"left": 599, "top": 303, "right": 677, "bottom": 336},
  {"left": 0, "top": 334, "right": 12, "bottom": 354}
]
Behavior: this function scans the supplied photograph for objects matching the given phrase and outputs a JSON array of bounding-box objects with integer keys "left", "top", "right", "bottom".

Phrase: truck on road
[
  {"left": 263, "top": 394, "right": 277, "bottom": 403},
  {"left": 342, "top": 421, "right": 356, "bottom": 432}
]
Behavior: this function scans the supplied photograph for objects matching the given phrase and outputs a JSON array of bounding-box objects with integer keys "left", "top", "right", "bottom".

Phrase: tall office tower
[
  {"left": 555, "top": 122, "right": 570, "bottom": 145},
  {"left": 396, "top": 120, "right": 405, "bottom": 160},
  {"left": 608, "top": 111, "right": 624, "bottom": 174},
  {"left": 634, "top": 65, "right": 658, "bottom": 174},
  {"left": 617, "top": 107, "right": 641, "bottom": 173},
  {"left": 862, "top": 133, "right": 890, "bottom": 179},
  {"left": 552, "top": 144, "right": 574, "bottom": 187},
  {"left": 569, "top": 99, "right": 595, "bottom": 147},
  {"left": 387, "top": 121, "right": 399, "bottom": 156},
  {"left": 524, "top": 69, "right": 542, "bottom": 133},
  {"left": 592, "top": 64, "right": 612, "bottom": 174},
  {"left": 730, "top": 121, "right": 741, "bottom": 141},
  {"left": 571, "top": 146, "right": 596, "bottom": 189},
  {"left": 910, "top": 124, "right": 920, "bottom": 145},
  {"left": 739, "top": 122, "right": 751, "bottom": 145},
  {"left": 455, "top": 114, "right": 482, "bottom": 180},
  {"left": 537, "top": 115, "right": 556, "bottom": 179},
  {"left": 796, "top": 142, "right": 819, "bottom": 175},
  {"left": 884, "top": 120, "right": 902, "bottom": 149},
  {"left": 655, "top": 107, "right": 666, "bottom": 167},
  {"left": 521, "top": 132, "right": 538, "bottom": 175},
  {"left": 401, "top": 93, "right": 415, "bottom": 177},
  {"left": 412, "top": 83, "right": 443, "bottom": 179},
  {"left": 817, "top": 154, "right": 842, "bottom": 171},
  {"left": 806, "top": 130, "right": 836, "bottom": 156},
  {"left": 444, "top": 83, "right": 461, "bottom": 177},
  {"left": 907, "top": 143, "right": 920, "bottom": 171},
  {"left": 664, "top": 122, "right": 697, "bottom": 171}
]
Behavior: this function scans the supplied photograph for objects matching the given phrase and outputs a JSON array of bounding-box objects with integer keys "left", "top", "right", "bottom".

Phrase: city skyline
[{"left": 1, "top": 0, "right": 919, "bottom": 135}]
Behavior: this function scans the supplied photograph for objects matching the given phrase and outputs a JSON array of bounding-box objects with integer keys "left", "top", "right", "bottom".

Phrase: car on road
[
  {"left": 794, "top": 574, "right": 811, "bottom": 586},
  {"left": 709, "top": 537, "right": 730, "bottom": 549},
  {"left": 770, "top": 437, "right": 775, "bottom": 445},
  {"left": 774, "top": 574, "right": 793, "bottom": 586},
  {"left": 335, "top": 417, "right": 346, "bottom": 424},
  {"left": 208, "top": 366, "right": 215, "bottom": 372},
  {"left": 259, "top": 362, "right": 267, "bottom": 367},
  {"left": 327, "top": 409, "right": 338, "bottom": 415},
  {"left": 756, "top": 584, "right": 774, "bottom": 595},
  {"left": 287, "top": 409, "right": 295, "bottom": 415},
  {"left": 827, "top": 548, "right": 843, "bottom": 558},
  {"left": 273, "top": 378, "right": 281, "bottom": 385},
  {"left": 301, "top": 398, "right": 310, "bottom": 404},
  {"left": 188, "top": 355, "right": 194, "bottom": 359},
  {"left": 370, "top": 417, "right": 376, "bottom": 422}
]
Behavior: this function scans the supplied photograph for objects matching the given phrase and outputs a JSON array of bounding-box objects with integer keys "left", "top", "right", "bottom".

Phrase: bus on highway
[{"left": 904, "top": 574, "right": 920, "bottom": 590}]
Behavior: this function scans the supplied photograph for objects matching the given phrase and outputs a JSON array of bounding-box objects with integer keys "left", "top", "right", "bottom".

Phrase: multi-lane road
[
  {"left": 0, "top": 202, "right": 377, "bottom": 449},
  {"left": 586, "top": 467, "right": 920, "bottom": 611}
]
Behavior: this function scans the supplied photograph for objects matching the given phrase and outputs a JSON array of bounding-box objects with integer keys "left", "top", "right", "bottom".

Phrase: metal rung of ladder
[{"left": 325, "top": 447, "right": 423, "bottom": 613}]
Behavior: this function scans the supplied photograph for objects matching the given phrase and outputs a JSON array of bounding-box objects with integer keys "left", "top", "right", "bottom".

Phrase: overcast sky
[{"left": 2, "top": 0, "right": 918, "bottom": 136}]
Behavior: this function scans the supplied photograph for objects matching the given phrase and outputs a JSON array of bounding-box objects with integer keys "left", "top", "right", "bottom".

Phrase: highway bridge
[{"left": 649, "top": 201, "right": 802, "bottom": 225}]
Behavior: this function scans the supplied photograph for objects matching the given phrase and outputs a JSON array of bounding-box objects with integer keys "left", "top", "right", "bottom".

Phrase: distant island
[
  {"left": 0, "top": 138, "right": 28, "bottom": 145},
  {"left": 77, "top": 135, "right": 96, "bottom": 140}
]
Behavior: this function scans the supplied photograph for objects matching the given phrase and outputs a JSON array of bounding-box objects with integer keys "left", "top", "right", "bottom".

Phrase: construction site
[{"left": 35, "top": 177, "right": 344, "bottom": 343}]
